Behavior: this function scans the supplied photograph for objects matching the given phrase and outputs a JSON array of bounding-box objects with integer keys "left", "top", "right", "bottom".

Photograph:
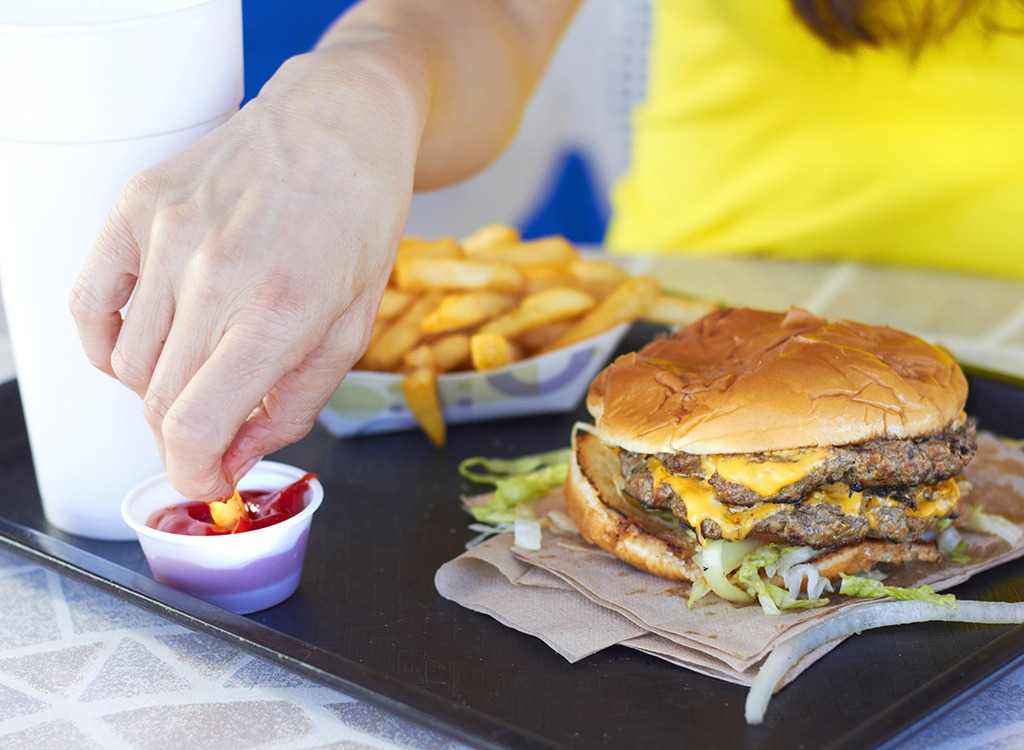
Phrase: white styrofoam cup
[{"left": 0, "top": 0, "right": 244, "bottom": 539}]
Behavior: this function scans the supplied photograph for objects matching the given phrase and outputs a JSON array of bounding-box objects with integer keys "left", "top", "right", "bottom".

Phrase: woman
[{"left": 68, "top": 0, "right": 1024, "bottom": 502}]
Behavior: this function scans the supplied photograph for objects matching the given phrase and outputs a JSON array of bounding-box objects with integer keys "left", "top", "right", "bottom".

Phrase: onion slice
[
  {"left": 961, "top": 506, "right": 1024, "bottom": 547},
  {"left": 745, "top": 599, "right": 1024, "bottom": 725},
  {"left": 513, "top": 517, "right": 543, "bottom": 551},
  {"left": 697, "top": 539, "right": 759, "bottom": 604}
]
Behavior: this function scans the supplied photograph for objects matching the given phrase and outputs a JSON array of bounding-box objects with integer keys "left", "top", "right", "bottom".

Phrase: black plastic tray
[{"left": 1, "top": 323, "right": 1023, "bottom": 750}]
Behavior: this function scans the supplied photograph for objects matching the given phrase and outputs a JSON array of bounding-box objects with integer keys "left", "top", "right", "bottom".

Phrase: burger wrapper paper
[{"left": 434, "top": 431, "right": 1024, "bottom": 688}]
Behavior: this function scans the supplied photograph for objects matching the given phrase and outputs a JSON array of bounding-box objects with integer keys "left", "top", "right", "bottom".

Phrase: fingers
[
  {"left": 109, "top": 260, "right": 177, "bottom": 397},
  {"left": 148, "top": 336, "right": 289, "bottom": 502},
  {"left": 110, "top": 187, "right": 214, "bottom": 396},
  {"left": 221, "top": 311, "right": 372, "bottom": 483},
  {"left": 148, "top": 303, "right": 373, "bottom": 503},
  {"left": 69, "top": 197, "right": 145, "bottom": 378},
  {"left": 64, "top": 72, "right": 414, "bottom": 503}
]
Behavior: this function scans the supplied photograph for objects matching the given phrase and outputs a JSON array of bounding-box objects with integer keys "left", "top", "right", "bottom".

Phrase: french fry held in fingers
[
  {"left": 350, "top": 223, "right": 715, "bottom": 445},
  {"left": 208, "top": 489, "right": 246, "bottom": 533}
]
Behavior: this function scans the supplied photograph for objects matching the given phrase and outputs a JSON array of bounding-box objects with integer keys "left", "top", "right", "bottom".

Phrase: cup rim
[{"left": 121, "top": 460, "right": 323, "bottom": 545}]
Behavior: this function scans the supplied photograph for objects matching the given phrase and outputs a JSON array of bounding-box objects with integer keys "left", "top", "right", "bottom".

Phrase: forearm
[{"left": 307, "top": 0, "right": 582, "bottom": 190}]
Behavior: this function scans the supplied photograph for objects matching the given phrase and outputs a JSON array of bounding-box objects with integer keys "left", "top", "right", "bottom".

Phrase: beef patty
[{"left": 618, "top": 418, "right": 976, "bottom": 548}]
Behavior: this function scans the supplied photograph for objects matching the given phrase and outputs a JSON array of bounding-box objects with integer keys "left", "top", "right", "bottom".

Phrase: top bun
[{"left": 587, "top": 307, "right": 968, "bottom": 455}]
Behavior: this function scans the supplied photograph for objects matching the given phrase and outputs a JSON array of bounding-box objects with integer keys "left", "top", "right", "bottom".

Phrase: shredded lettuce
[
  {"left": 459, "top": 448, "right": 571, "bottom": 525},
  {"left": 690, "top": 540, "right": 963, "bottom": 614},
  {"left": 733, "top": 545, "right": 829, "bottom": 615},
  {"left": 690, "top": 541, "right": 829, "bottom": 614},
  {"left": 839, "top": 574, "right": 955, "bottom": 606},
  {"left": 947, "top": 540, "right": 971, "bottom": 564},
  {"left": 936, "top": 523, "right": 970, "bottom": 563},
  {"left": 459, "top": 448, "right": 571, "bottom": 484}
]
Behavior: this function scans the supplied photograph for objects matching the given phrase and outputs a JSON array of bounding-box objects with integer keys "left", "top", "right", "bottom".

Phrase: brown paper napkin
[{"left": 435, "top": 431, "right": 1024, "bottom": 687}]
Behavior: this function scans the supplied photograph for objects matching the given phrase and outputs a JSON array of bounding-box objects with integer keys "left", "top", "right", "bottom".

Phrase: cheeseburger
[{"left": 565, "top": 307, "right": 977, "bottom": 608}]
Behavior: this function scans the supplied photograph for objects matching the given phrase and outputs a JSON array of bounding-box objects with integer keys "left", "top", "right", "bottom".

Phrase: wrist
[{"left": 263, "top": 32, "right": 432, "bottom": 149}]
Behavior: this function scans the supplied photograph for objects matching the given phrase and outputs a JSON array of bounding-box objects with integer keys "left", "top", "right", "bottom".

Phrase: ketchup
[{"left": 147, "top": 473, "right": 317, "bottom": 536}]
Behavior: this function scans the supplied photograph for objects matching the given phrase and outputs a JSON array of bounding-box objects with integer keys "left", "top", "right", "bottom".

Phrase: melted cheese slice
[
  {"left": 701, "top": 448, "right": 828, "bottom": 497},
  {"left": 648, "top": 458, "right": 788, "bottom": 541},
  {"left": 804, "top": 484, "right": 864, "bottom": 516},
  {"left": 646, "top": 457, "right": 960, "bottom": 543},
  {"left": 864, "top": 479, "right": 961, "bottom": 526}
]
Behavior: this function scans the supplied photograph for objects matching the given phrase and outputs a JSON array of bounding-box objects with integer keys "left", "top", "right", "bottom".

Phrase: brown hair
[{"left": 789, "top": 0, "right": 1014, "bottom": 55}]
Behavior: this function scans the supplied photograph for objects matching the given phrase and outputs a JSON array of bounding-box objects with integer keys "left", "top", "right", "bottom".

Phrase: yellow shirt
[{"left": 606, "top": 0, "right": 1024, "bottom": 278}]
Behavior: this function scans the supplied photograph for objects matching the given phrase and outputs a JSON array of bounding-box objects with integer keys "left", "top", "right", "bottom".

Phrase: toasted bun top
[{"left": 587, "top": 307, "right": 968, "bottom": 454}]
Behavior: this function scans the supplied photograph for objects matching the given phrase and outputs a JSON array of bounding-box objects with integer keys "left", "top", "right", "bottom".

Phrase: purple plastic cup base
[{"left": 147, "top": 529, "right": 310, "bottom": 614}]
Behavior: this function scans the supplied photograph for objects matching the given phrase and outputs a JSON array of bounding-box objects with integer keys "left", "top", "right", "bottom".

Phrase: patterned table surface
[{"left": 2, "top": 256, "right": 1024, "bottom": 749}]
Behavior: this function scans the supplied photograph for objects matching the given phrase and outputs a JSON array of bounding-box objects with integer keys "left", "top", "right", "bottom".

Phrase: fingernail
[{"left": 231, "top": 455, "right": 264, "bottom": 485}]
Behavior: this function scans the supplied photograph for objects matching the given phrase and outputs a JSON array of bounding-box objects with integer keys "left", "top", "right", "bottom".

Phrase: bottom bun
[
  {"left": 565, "top": 428, "right": 702, "bottom": 582},
  {"left": 565, "top": 428, "right": 942, "bottom": 587}
]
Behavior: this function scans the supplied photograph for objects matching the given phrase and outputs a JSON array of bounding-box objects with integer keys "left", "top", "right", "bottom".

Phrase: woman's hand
[
  {"left": 68, "top": 0, "right": 580, "bottom": 503},
  {"left": 69, "top": 49, "right": 423, "bottom": 502}
]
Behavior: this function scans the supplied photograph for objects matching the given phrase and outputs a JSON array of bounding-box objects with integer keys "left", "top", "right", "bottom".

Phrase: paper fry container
[{"left": 318, "top": 324, "right": 628, "bottom": 438}]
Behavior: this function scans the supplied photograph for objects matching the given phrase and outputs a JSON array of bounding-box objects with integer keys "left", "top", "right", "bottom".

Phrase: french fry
[
  {"left": 389, "top": 237, "right": 463, "bottom": 286},
  {"left": 470, "top": 332, "right": 522, "bottom": 371},
  {"left": 569, "top": 257, "right": 629, "bottom": 298},
  {"left": 478, "top": 286, "right": 595, "bottom": 338},
  {"left": 376, "top": 287, "right": 416, "bottom": 322},
  {"left": 519, "top": 262, "right": 578, "bottom": 293},
  {"left": 401, "top": 365, "right": 446, "bottom": 447},
  {"left": 394, "top": 257, "right": 525, "bottom": 293},
  {"left": 539, "top": 275, "right": 661, "bottom": 353},
  {"left": 425, "top": 332, "right": 472, "bottom": 373},
  {"left": 514, "top": 320, "right": 574, "bottom": 353},
  {"left": 359, "top": 291, "right": 441, "bottom": 371},
  {"left": 402, "top": 342, "right": 437, "bottom": 372},
  {"left": 644, "top": 294, "right": 718, "bottom": 327},
  {"left": 396, "top": 235, "right": 462, "bottom": 260},
  {"left": 208, "top": 489, "right": 245, "bottom": 531},
  {"left": 463, "top": 236, "right": 579, "bottom": 266},
  {"left": 420, "top": 291, "right": 518, "bottom": 335},
  {"left": 349, "top": 223, "right": 720, "bottom": 447},
  {"left": 403, "top": 333, "right": 472, "bottom": 374},
  {"left": 461, "top": 222, "right": 521, "bottom": 253}
]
